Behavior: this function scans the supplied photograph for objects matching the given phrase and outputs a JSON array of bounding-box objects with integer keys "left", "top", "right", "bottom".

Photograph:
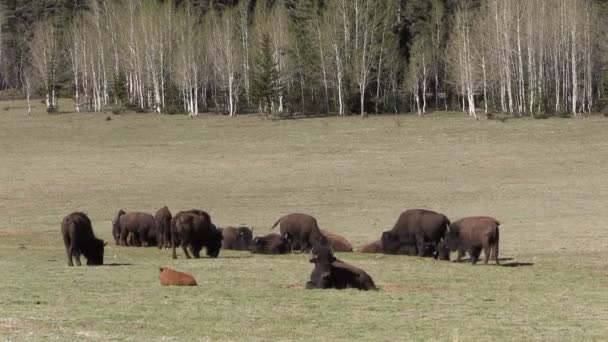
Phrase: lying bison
[
  {"left": 171, "top": 210, "right": 222, "bottom": 259},
  {"left": 358, "top": 240, "right": 383, "bottom": 253},
  {"left": 249, "top": 233, "right": 290, "bottom": 254},
  {"left": 306, "top": 245, "right": 376, "bottom": 291},
  {"left": 271, "top": 213, "right": 328, "bottom": 252},
  {"left": 381, "top": 209, "right": 450, "bottom": 257},
  {"left": 61, "top": 212, "right": 106, "bottom": 266},
  {"left": 155, "top": 206, "right": 173, "bottom": 249},
  {"left": 113, "top": 210, "right": 158, "bottom": 247},
  {"left": 444, "top": 216, "right": 500, "bottom": 265},
  {"left": 159, "top": 267, "right": 197, "bottom": 286},
  {"left": 320, "top": 230, "right": 353, "bottom": 252},
  {"left": 221, "top": 226, "right": 253, "bottom": 251}
]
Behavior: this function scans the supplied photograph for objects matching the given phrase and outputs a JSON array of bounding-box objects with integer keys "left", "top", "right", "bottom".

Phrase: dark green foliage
[
  {"left": 111, "top": 72, "right": 128, "bottom": 106},
  {"left": 163, "top": 83, "right": 185, "bottom": 115},
  {"left": 251, "top": 33, "right": 280, "bottom": 116}
]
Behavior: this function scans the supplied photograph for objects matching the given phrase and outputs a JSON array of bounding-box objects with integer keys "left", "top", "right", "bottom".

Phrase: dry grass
[{"left": 1, "top": 99, "right": 607, "bottom": 341}]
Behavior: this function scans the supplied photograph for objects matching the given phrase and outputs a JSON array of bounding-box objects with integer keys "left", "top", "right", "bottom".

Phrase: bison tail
[{"left": 270, "top": 216, "right": 283, "bottom": 230}]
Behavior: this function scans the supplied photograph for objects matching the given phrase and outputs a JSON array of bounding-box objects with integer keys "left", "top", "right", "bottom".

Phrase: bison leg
[
  {"left": 69, "top": 244, "right": 82, "bottom": 266},
  {"left": 63, "top": 234, "right": 74, "bottom": 267},
  {"left": 482, "top": 244, "right": 491, "bottom": 265},
  {"left": 491, "top": 243, "right": 500, "bottom": 265},
  {"left": 182, "top": 244, "right": 192, "bottom": 259},
  {"left": 469, "top": 246, "right": 482, "bottom": 265},
  {"left": 119, "top": 230, "right": 129, "bottom": 246},
  {"left": 416, "top": 237, "right": 426, "bottom": 257}
]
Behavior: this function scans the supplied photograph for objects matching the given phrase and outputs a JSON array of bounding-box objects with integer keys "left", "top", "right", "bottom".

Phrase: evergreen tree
[{"left": 251, "top": 32, "right": 280, "bottom": 116}]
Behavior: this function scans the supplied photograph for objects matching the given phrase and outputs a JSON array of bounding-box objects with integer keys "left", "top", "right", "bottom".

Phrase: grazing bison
[
  {"left": 249, "top": 233, "right": 291, "bottom": 254},
  {"left": 113, "top": 210, "right": 158, "bottom": 247},
  {"left": 271, "top": 213, "right": 328, "bottom": 253},
  {"left": 155, "top": 206, "right": 173, "bottom": 249},
  {"left": 320, "top": 230, "right": 353, "bottom": 252},
  {"left": 306, "top": 245, "right": 376, "bottom": 291},
  {"left": 381, "top": 209, "right": 450, "bottom": 257},
  {"left": 61, "top": 212, "right": 106, "bottom": 266},
  {"left": 221, "top": 226, "right": 253, "bottom": 251},
  {"left": 171, "top": 210, "right": 222, "bottom": 259},
  {"left": 159, "top": 267, "right": 197, "bottom": 286},
  {"left": 358, "top": 240, "right": 383, "bottom": 253},
  {"left": 444, "top": 216, "right": 500, "bottom": 265}
]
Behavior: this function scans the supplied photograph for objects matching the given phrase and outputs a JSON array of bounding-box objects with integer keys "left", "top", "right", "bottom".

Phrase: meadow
[{"left": 1, "top": 100, "right": 607, "bottom": 341}]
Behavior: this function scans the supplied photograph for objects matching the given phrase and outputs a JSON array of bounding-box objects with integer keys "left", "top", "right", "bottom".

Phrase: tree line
[{"left": 1, "top": 0, "right": 607, "bottom": 117}]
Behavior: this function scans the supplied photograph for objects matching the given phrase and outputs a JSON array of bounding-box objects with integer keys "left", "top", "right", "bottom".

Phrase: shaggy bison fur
[
  {"left": 61, "top": 212, "right": 106, "bottom": 266},
  {"left": 271, "top": 213, "right": 328, "bottom": 252},
  {"left": 249, "top": 233, "right": 291, "bottom": 254},
  {"left": 155, "top": 206, "right": 173, "bottom": 249},
  {"left": 221, "top": 226, "right": 253, "bottom": 251},
  {"left": 306, "top": 245, "right": 376, "bottom": 291},
  {"left": 159, "top": 267, "right": 197, "bottom": 286},
  {"left": 171, "top": 210, "right": 222, "bottom": 259},
  {"left": 381, "top": 209, "right": 450, "bottom": 257},
  {"left": 357, "top": 240, "right": 383, "bottom": 253},
  {"left": 320, "top": 230, "right": 353, "bottom": 252},
  {"left": 113, "top": 210, "right": 158, "bottom": 247},
  {"left": 445, "top": 216, "right": 500, "bottom": 265}
]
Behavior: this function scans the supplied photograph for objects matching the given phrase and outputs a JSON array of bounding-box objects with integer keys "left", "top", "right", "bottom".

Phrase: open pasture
[{"left": 1, "top": 100, "right": 607, "bottom": 340}]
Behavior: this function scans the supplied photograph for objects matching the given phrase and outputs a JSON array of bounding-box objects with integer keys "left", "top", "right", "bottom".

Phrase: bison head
[
  {"left": 309, "top": 245, "right": 336, "bottom": 265},
  {"left": 206, "top": 229, "right": 223, "bottom": 258},
  {"left": 444, "top": 226, "right": 461, "bottom": 252},
  {"left": 435, "top": 240, "right": 451, "bottom": 261},
  {"left": 236, "top": 226, "right": 253, "bottom": 250},
  {"left": 85, "top": 239, "right": 106, "bottom": 265},
  {"left": 380, "top": 231, "right": 401, "bottom": 254}
]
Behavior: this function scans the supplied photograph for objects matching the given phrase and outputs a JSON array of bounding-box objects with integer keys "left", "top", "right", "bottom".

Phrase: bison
[
  {"left": 171, "top": 210, "right": 222, "bottom": 259},
  {"left": 61, "top": 212, "right": 106, "bottom": 266},
  {"left": 320, "top": 230, "right": 353, "bottom": 252},
  {"left": 221, "top": 226, "right": 253, "bottom": 251},
  {"left": 306, "top": 245, "right": 376, "bottom": 291},
  {"left": 444, "top": 216, "right": 500, "bottom": 265},
  {"left": 249, "top": 233, "right": 291, "bottom": 254},
  {"left": 271, "top": 213, "right": 328, "bottom": 253},
  {"left": 155, "top": 206, "right": 173, "bottom": 249},
  {"left": 357, "top": 240, "right": 383, "bottom": 253},
  {"left": 381, "top": 209, "right": 450, "bottom": 257},
  {"left": 113, "top": 210, "right": 158, "bottom": 247},
  {"left": 159, "top": 267, "right": 197, "bottom": 286}
]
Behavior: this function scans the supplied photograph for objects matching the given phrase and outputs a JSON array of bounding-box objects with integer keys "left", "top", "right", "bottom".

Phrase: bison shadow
[
  {"left": 499, "top": 262, "right": 534, "bottom": 267},
  {"left": 103, "top": 263, "right": 133, "bottom": 267}
]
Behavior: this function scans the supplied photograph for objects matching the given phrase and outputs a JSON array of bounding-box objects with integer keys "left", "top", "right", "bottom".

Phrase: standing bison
[
  {"left": 155, "top": 206, "right": 173, "bottom": 249},
  {"left": 171, "top": 210, "right": 222, "bottom": 259},
  {"left": 381, "top": 209, "right": 450, "bottom": 257},
  {"left": 271, "top": 213, "right": 328, "bottom": 252},
  {"left": 113, "top": 210, "right": 158, "bottom": 247},
  {"left": 444, "top": 216, "right": 500, "bottom": 265},
  {"left": 249, "top": 233, "right": 291, "bottom": 254},
  {"left": 221, "top": 226, "right": 253, "bottom": 251},
  {"left": 61, "top": 212, "right": 106, "bottom": 266},
  {"left": 306, "top": 245, "right": 376, "bottom": 291}
]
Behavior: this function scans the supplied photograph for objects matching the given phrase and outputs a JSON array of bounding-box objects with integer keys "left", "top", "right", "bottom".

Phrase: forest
[{"left": 0, "top": 0, "right": 607, "bottom": 118}]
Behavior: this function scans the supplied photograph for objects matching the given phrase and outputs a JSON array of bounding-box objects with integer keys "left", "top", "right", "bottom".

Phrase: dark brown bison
[
  {"left": 271, "top": 213, "right": 328, "bottom": 252},
  {"left": 306, "top": 245, "right": 376, "bottom": 291},
  {"left": 381, "top": 209, "right": 450, "bottom": 257},
  {"left": 171, "top": 210, "right": 222, "bottom": 259},
  {"left": 249, "top": 233, "right": 290, "bottom": 254},
  {"left": 357, "top": 240, "right": 383, "bottom": 253},
  {"left": 221, "top": 226, "right": 253, "bottom": 250},
  {"left": 320, "top": 230, "right": 353, "bottom": 252},
  {"left": 444, "top": 216, "right": 500, "bottom": 265},
  {"left": 159, "top": 267, "right": 197, "bottom": 286},
  {"left": 113, "top": 210, "right": 158, "bottom": 247},
  {"left": 155, "top": 206, "right": 172, "bottom": 249},
  {"left": 61, "top": 212, "right": 106, "bottom": 266}
]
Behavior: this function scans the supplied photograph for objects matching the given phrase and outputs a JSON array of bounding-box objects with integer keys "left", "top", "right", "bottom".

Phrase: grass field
[{"left": 1, "top": 99, "right": 607, "bottom": 341}]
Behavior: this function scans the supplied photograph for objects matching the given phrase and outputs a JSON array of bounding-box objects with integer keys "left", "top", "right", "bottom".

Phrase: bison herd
[{"left": 61, "top": 208, "right": 502, "bottom": 290}]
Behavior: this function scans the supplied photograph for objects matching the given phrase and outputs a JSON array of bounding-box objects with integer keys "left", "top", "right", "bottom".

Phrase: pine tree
[{"left": 251, "top": 32, "right": 281, "bottom": 117}]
